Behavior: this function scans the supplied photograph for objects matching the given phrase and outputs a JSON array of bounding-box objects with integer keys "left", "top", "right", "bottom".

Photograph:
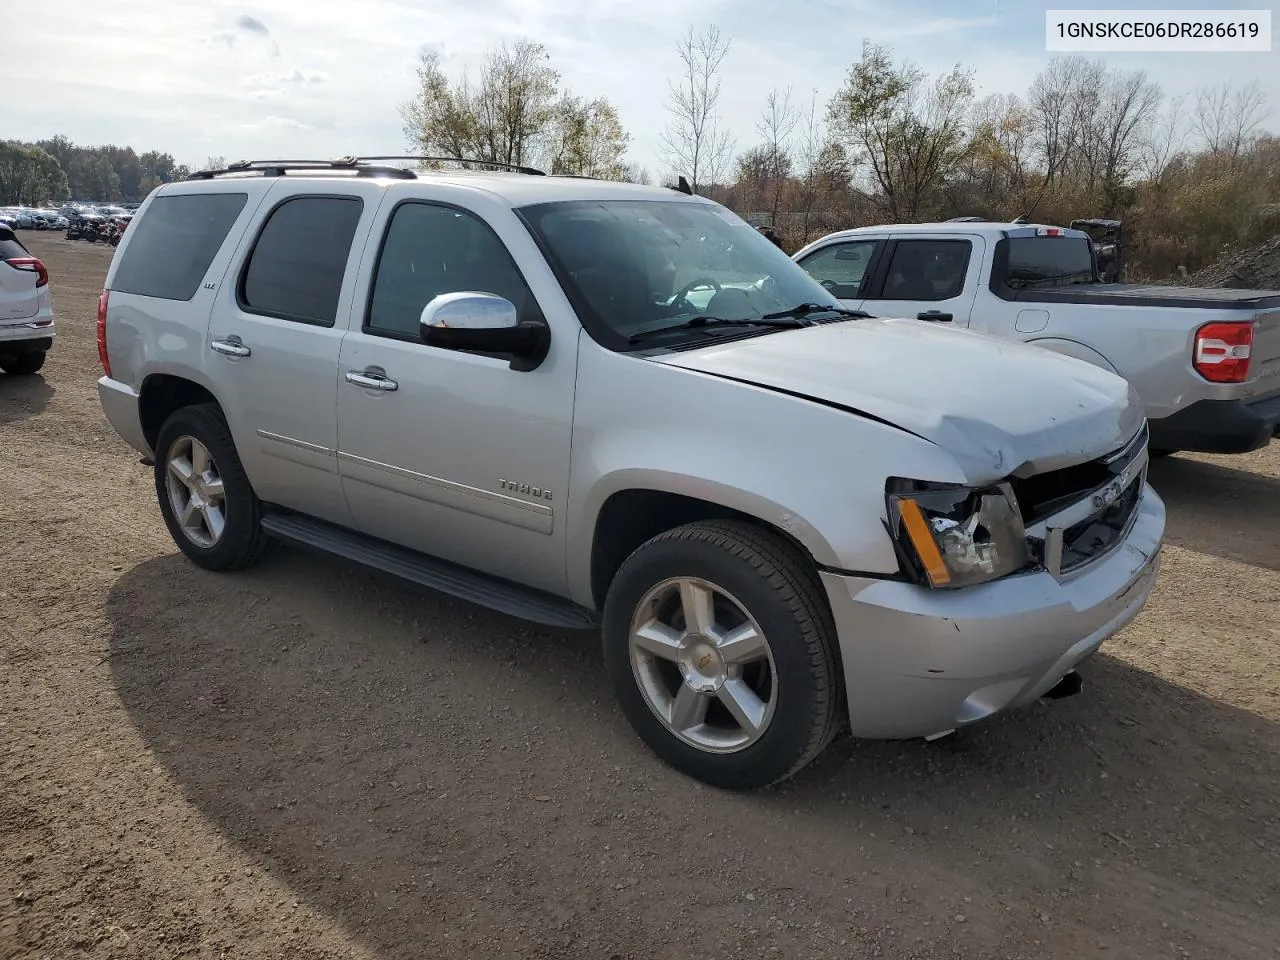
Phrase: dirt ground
[{"left": 1, "top": 233, "right": 1278, "bottom": 960}]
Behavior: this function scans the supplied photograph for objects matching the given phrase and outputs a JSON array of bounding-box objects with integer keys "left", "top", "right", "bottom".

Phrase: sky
[{"left": 5, "top": 0, "right": 1277, "bottom": 177}]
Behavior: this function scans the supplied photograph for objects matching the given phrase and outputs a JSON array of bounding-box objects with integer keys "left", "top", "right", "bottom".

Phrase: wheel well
[
  {"left": 589, "top": 489, "right": 819, "bottom": 609},
  {"left": 139, "top": 375, "right": 220, "bottom": 449}
]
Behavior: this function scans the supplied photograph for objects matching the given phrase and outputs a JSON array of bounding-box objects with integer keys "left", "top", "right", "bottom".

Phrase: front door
[
  {"left": 793, "top": 236, "right": 884, "bottom": 310},
  {"left": 335, "top": 196, "right": 576, "bottom": 596},
  {"left": 207, "top": 182, "right": 386, "bottom": 527},
  {"left": 860, "top": 234, "right": 985, "bottom": 326}
]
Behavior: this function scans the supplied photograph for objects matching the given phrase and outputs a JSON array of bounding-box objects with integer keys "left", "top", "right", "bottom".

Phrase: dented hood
[{"left": 653, "top": 318, "right": 1145, "bottom": 483}]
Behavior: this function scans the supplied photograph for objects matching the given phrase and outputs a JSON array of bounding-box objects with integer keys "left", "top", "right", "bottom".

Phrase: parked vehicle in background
[
  {"left": 95, "top": 158, "right": 1164, "bottom": 789},
  {"left": 0, "top": 225, "right": 54, "bottom": 375},
  {"left": 794, "top": 221, "right": 1280, "bottom": 456}
]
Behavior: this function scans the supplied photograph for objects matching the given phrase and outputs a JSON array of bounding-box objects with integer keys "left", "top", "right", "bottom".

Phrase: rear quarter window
[
  {"left": 111, "top": 193, "right": 249, "bottom": 301},
  {"left": 0, "top": 229, "right": 28, "bottom": 259}
]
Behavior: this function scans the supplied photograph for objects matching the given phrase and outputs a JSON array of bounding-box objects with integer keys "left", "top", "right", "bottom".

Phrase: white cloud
[{"left": 4, "top": 0, "right": 1277, "bottom": 174}]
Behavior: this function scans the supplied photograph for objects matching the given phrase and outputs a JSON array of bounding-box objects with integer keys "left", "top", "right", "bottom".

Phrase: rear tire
[
  {"left": 154, "top": 403, "right": 271, "bottom": 571},
  {"left": 601, "top": 519, "right": 843, "bottom": 790},
  {"left": 0, "top": 351, "right": 46, "bottom": 376}
]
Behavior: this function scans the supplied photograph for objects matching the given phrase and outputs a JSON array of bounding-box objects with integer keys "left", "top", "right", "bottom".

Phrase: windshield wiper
[
  {"left": 628, "top": 315, "right": 808, "bottom": 345},
  {"left": 762, "top": 302, "right": 873, "bottom": 320}
]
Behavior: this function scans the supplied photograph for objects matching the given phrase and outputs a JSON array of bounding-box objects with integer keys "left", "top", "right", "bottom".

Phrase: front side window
[
  {"left": 872, "top": 239, "right": 972, "bottom": 302},
  {"left": 517, "top": 199, "right": 842, "bottom": 350},
  {"left": 366, "top": 201, "right": 538, "bottom": 339},
  {"left": 240, "top": 196, "right": 363, "bottom": 326},
  {"left": 796, "top": 241, "right": 877, "bottom": 299}
]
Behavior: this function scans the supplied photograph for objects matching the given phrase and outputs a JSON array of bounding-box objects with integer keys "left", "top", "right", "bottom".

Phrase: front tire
[
  {"left": 601, "top": 520, "right": 843, "bottom": 790},
  {"left": 0, "top": 351, "right": 46, "bottom": 375},
  {"left": 154, "top": 403, "right": 271, "bottom": 571}
]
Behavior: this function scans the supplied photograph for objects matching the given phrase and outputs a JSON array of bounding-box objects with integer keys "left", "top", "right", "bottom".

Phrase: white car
[
  {"left": 0, "top": 225, "right": 54, "bottom": 375},
  {"left": 95, "top": 158, "right": 1164, "bottom": 788}
]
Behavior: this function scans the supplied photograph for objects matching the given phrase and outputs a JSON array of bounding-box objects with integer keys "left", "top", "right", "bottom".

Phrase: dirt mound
[{"left": 1184, "top": 234, "right": 1280, "bottom": 289}]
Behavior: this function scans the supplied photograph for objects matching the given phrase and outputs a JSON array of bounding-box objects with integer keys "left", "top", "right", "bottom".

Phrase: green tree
[
  {"left": 827, "top": 40, "right": 974, "bottom": 219},
  {"left": 544, "top": 96, "right": 631, "bottom": 179},
  {"left": 399, "top": 41, "right": 562, "bottom": 169},
  {"left": 0, "top": 142, "right": 70, "bottom": 205}
]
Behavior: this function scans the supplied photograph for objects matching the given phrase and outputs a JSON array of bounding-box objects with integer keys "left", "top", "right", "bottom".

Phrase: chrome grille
[{"left": 1020, "top": 424, "right": 1148, "bottom": 579}]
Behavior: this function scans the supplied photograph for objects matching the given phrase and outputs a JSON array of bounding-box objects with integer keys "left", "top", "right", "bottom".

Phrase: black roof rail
[
  {"left": 354, "top": 155, "right": 546, "bottom": 176},
  {"left": 186, "top": 158, "right": 417, "bottom": 181}
]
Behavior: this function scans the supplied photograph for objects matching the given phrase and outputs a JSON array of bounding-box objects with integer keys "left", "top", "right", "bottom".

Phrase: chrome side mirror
[{"left": 419, "top": 291, "right": 549, "bottom": 371}]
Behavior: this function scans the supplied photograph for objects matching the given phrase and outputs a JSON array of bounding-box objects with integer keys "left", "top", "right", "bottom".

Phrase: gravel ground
[{"left": 2, "top": 233, "right": 1278, "bottom": 960}]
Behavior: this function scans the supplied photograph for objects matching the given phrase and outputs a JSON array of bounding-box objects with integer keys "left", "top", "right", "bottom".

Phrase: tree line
[
  {"left": 0, "top": 136, "right": 192, "bottom": 206},
  {"left": 5, "top": 29, "right": 1274, "bottom": 280}
]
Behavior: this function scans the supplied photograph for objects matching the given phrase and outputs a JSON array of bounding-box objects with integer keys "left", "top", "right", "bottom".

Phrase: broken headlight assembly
[{"left": 886, "top": 479, "right": 1032, "bottom": 589}]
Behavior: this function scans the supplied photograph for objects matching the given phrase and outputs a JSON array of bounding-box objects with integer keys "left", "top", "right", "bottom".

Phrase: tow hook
[{"left": 1041, "top": 670, "right": 1083, "bottom": 700}]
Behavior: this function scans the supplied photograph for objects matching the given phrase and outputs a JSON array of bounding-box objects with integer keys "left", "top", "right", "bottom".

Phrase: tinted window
[
  {"left": 241, "top": 196, "right": 363, "bottom": 326},
  {"left": 875, "top": 239, "right": 971, "bottom": 301},
  {"left": 367, "top": 202, "right": 537, "bottom": 338},
  {"left": 0, "top": 228, "right": 28, "bottom": 259},
  {"left": 796, "top": 241, "right": 876, "bottom": 299},
  {"left": 1003, "top": 237, "right": 1095, "bottom": 287},
  {"left": 111, "top": 193, "right": 247, "bottom": 301},
  {"left": 518, "top": 199, "right": 839, "bottom": 349}
]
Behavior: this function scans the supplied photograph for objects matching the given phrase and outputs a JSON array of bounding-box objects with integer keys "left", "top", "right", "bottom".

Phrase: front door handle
[
  {"left": 917, "top": 310, "right": 953, "bottom": 322},
  {"left": 210, "top": 337, "right": 251, "bottom": 357},
  {"left": 345, "top": 369, "right": 398, "bottom": 392}
]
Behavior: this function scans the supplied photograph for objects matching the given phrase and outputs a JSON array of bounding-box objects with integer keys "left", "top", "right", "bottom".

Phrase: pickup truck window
[
  {"left": 112, "top": 193, "right": 247, "bottom": 302},
  {"left": 518, "top": 199, "right": 837, "bottom": 350},
  {"left": 239, "top": 195, "right": 363, "bottom": 327},
  {"left": 795, "top": 241, "right": 875, "bottom": 299},
  {"left": 874, "top": 239, "right": 970, "bottom": 301},
  {"left": 366, "top": 201, "right": 538, "bottom": 339},
  {"left": 1002, "top": 237, "right": 1095, "bottom": 287}
]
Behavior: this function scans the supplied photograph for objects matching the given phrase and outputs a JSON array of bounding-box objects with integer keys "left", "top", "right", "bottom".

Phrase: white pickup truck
[{"left": 794, "top": 222, "right": 1280, "bottom": 456}]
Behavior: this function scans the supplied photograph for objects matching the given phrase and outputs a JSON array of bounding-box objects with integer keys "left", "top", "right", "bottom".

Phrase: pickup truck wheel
[
  {"left": 602, "top": 520, "right": 842, "bottom": 790},
  {"left": 0, "top": 351, "right": 46, "bottom": 375},
  {"left": 154, "top": 403, "right": 270, "bottom": 572}
]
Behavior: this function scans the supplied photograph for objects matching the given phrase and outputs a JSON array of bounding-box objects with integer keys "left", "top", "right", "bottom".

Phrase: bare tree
[
  {"left": 659, "top": 25, "right": 735, "bottom": 192},
  {"left": 1093, "top": 69, "right": 1162, "bottom": 205},
  {"left": 1027, "top": 56, "right": 1092, "bottom": 186},
  {"left": 1138, "top": 93, "right": 1187, "bottom": 181},
  {"left": 756, "top": 86, "right": 799, "bottom": 224},
  {"left": 795, "top": 88, "right": 825, "bottom": 242},
  {"left": 1194, "top": 80, "right": 1270, "bottom": 158}
]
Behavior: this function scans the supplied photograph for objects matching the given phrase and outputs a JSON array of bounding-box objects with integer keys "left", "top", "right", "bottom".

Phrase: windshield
[
  {"left": 1002, "top": 237, "right": 1097, "bottom": 288},
  {"left": 518, "top": 199, "right": 842, "bottom": 349}
]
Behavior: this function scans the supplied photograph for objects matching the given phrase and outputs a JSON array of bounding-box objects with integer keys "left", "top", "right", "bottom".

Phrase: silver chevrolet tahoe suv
[{"left": 97, "top": 157, "right": 1166, "bottom": 789}]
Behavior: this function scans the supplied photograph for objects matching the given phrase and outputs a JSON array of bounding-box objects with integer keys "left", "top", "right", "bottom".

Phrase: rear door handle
[
  {"left": 917, "top": 310, "right": 953, "bottom": 322},
  {"left": 210, "top": 337, "right": 251, "bottom": 357},
  {"left": 345, "top": 370, "right": 398, "bottom": 392}
]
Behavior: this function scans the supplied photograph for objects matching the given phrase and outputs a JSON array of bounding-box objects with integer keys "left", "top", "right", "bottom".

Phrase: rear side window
[
  {"left": 240, "top": 196, "right": 363, "bottom": 326},
  {"left": 1002, "top": 237, "right": 1095, "bottom": 287},
  {"left": 0, "top": 229, "right": 28, "bottom": 259},
  {"left": 875, "top": 239, "right": 971, "bottom": 301},
  {"left": 111, "top": 193, "right": 248, "bottom": 301}
]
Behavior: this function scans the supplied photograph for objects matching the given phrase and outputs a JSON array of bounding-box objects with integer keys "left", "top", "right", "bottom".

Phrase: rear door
[
  {"left": 792, "top": 234, "right": 886, "bottom": 309},
  {"left": 206, "top": 180, "right": 387, "bottom": 528},
  {"left": 0, "top": 229, "right": 37, "bottom": 321},
  {"left": 861, "top": 234, "right": 985, "bottom": 325}
]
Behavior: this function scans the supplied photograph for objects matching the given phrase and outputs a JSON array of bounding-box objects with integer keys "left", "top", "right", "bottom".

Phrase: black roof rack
[
  {"left": 184, "top": 154, "right": 549, "bottom": 182},
  {"left": 353, "top": 156, "right": 546, "bottom": 176},
  {"left": 186, "top": 157, "right": 416, "bottom": 181}
]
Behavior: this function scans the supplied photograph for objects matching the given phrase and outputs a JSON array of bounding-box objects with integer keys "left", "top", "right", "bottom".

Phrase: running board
[{"left": 260, "top": 512, "right": 599, "bottom": 630}]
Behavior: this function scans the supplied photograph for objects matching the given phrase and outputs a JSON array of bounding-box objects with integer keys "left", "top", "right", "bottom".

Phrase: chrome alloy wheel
[
  {"left": 164, "top": 435, "right": 227, "bottom": 548},
  {"left": 628, "top": 577, "right": 778, "bottom": 753}
]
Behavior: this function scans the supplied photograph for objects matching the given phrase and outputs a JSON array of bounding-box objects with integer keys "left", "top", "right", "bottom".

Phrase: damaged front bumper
[{"left": 820, "top": 481, "right": 1165, "bottom": 740}]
